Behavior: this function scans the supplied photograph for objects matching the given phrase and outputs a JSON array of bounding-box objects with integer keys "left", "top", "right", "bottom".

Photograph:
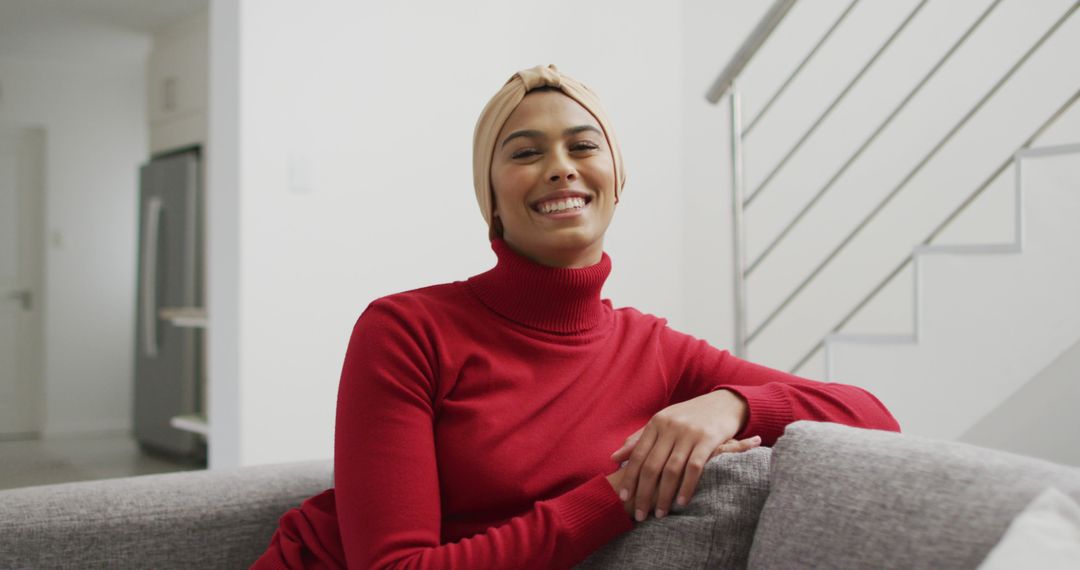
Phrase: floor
[{"left": 0, "top": 431, "right": 205, "bottom": 491}]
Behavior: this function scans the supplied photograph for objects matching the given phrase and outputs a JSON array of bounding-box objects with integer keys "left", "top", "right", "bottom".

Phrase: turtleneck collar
[{"left": 465, "top": 239, "right": 612, "bottom": 334}]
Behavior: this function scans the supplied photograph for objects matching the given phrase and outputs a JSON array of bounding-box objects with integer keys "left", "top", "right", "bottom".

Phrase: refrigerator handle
[{"left": 141, "top": 196, "right": 164, "bottom": 358}]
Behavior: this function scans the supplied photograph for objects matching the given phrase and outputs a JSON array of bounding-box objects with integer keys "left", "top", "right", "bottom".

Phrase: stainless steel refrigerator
[{"left": 133, "top": 148, "right": 205, "bottom": 461}]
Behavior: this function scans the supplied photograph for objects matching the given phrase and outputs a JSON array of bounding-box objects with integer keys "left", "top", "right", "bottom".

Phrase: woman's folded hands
[{"left": 605, "top": 389, "right": 761, "bottom": 522}]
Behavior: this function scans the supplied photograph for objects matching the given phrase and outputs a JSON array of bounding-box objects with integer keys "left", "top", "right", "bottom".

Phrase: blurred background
[{"left": 0, "top": 0, "right": 1077, "bottom": 490}]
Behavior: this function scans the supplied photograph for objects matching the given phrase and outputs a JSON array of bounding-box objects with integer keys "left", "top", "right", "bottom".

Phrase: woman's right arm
[{"left": 334, "top": 301, "right": 634, "bottom": 569}]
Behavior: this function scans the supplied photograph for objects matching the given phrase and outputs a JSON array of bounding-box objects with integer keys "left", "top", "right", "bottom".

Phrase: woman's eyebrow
[
  {"left": 500, "top": 125, "right": 603, "bottom": 148},
  {"left": 563, "top": 125, "right": 602, "bottom": 138}
]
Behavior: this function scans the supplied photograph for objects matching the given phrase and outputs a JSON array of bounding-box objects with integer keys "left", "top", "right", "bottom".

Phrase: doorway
[{"left": 0, "top": 125, "right": 45, "bottom": 439}]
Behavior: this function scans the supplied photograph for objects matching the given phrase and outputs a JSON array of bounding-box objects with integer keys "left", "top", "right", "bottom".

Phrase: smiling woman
[
  {"left": 251, "top": 65, "right": 900, "bottom": 570},
  {"left": 489, "top": 88, "right": 617, "bottom": 268}
]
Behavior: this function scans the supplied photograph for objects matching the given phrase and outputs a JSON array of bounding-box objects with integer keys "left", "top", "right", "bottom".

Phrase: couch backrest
[
  {"left": 0, "top": 460, "right": 333, "bottom": 570},
  {"left": 748, "top": 421, "right": 1080, "bottom": 569}
]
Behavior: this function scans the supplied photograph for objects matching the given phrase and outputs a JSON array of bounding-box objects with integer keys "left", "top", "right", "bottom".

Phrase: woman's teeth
[{"left": 538, "top": 197, "right": 586, "bottom": 214}]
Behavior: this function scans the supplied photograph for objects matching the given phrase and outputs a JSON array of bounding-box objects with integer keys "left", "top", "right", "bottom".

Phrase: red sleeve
[
  {"left": 334, "top": 302, "right": 634, "bottom": 570},
  {"left": 660, "top": 324, "right": 900, "bottom": 445}
]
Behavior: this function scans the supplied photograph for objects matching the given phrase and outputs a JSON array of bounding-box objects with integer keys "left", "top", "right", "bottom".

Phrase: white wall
[
  {"left": 209, "top": 0, "right": 687, "bottom": 468},
  {"left": 0, "top": 15, "right": 150, "bottom": 434},
  {"left": 960, "top": 336, "right": 1080, "bottom": 467},
  {"left": 207, "top": 0, "right": 241, "bottom": 469},
  {"left": 681, "top": 1, "right": 772, "bottom": 354}
]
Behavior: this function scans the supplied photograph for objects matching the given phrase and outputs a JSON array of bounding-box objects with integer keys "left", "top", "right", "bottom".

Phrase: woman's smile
[{"left": 531, "top": 191, "right": 593, "bottom": 217}]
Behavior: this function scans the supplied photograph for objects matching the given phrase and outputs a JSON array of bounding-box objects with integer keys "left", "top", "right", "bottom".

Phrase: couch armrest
[{"left": 0, "top": 460, "right": 332, "bottom": 570}]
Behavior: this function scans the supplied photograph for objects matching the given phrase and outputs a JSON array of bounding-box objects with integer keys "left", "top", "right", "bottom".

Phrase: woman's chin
[
  {"left": 539, "top": 228, "right": 600, "bottom": 249},
  {"left": 503, "top": 228, "right": 603, "bottom": 266}
]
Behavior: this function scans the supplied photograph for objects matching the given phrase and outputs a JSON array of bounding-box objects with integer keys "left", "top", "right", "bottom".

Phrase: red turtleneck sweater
[{"left": 252, "top": 240, "right": 899, "bottom": 569}]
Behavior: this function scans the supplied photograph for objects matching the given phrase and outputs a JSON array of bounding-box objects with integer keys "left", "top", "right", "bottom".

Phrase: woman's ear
[{"left": 490, "top": 193, "right": 505, "bottom": 237}]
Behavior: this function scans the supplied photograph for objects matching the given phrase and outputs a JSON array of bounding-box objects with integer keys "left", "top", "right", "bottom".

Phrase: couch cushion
[
  {"left": 977, "top": 487, "right": 1080, "bottom": 569},
  {"left": 0, "top": 460, "right": 332, "bottom": 570},
  {"left": 578, "top": 447, "right": 771, "bottom": 569},
  {"left": 747, "top": 421, "right": 1080, "bottom": 570}
]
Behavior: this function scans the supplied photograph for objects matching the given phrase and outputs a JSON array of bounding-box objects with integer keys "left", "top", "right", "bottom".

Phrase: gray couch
[{"left": 2, "top": 421, "right": 1077, "bottom": 569}]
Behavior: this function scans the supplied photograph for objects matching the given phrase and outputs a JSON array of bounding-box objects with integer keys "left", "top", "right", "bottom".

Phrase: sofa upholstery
[
  {"left": 0, "top": 460, "right": 332, "bottom": 569},
  {"left": 1, "top": 422, "right": 1077, "bottom": 569},
  {"left": 748, "top": 422, "right": 1080, "bottom": 569},
  {"left": 578, "top": 447, "right": 771, "bottom": 569}
]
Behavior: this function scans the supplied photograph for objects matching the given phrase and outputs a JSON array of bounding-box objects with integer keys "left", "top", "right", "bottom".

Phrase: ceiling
[
  {"left": 0, "top": 0, "right": 208, "bottom": 35},
  {"left": 0, "top": 0, "right": 207, "bottom": 64}
]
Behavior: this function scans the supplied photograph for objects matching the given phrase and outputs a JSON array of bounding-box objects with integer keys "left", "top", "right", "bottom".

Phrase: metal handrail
[
  {"left": 705, "top": 0, "right": 799, "bottom": 103},
  {"left": 742, "top": 0, "right": 860, "bottom": 139},
  {"left": 746, "top": 3, "right": 1078, "bottom": 348},
  {"left": 744, "top": 0, "right": 928, "bottom": 208},
  {"left": 796, "top": 91, "right": 1080, "bottom": 372},
  {"left": 745, "top": 0, "right": 1004, "bottom": 276}
]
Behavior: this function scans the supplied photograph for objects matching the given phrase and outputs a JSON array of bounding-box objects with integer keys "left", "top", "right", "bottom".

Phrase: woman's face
[{"left": 490, "top": 90, "right": 617, "bottom": 268}]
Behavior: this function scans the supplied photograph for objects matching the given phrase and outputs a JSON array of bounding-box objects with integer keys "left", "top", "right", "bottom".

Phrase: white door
[{"left": 0, "top": 126, "right": 45, "bottom": 438}]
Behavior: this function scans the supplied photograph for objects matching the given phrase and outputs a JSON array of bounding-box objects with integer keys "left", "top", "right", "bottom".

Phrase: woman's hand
[
  {"left": 604, "top": 465, "right": 634, "bottom": 518},
  {"left": 609, "top": 389, "right": 760, "bottom": 522}
]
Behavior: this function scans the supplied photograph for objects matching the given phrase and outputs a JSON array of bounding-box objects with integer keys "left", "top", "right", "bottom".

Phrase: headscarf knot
[{"left": 513, "top": 64, "right": 564, "bottom": 91}]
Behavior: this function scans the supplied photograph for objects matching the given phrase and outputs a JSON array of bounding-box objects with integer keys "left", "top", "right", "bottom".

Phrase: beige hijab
[{"left": 472, "top": 64, "right": 626, "bottom": 239}]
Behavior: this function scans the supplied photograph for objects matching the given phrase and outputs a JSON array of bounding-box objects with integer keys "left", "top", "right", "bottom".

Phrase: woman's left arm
[{"left": 611, "top": 323, "right": 900, "bottom": 523}]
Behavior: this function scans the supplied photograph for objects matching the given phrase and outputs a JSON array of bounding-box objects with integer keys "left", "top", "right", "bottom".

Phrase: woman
[{"left": 253, "top": 65, "right": 900, "bottom": 569}]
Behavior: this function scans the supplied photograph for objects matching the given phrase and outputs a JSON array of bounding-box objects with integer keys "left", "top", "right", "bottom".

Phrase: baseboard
[{"left": 43, "top": 418, "right": 132, "bottom": 437}]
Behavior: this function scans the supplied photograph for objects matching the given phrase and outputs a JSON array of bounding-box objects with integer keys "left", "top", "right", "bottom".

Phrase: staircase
[
  {"left": 825, "top": 145, "right": 1080, "bottom": 438},
  {"left": 703, "top": 0, "right": 1080, "bottom": 453}
]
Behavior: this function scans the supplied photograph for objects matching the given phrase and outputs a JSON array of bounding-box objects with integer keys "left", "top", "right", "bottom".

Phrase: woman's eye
[
  {"left": 512, "top": 149, "right": 540, "bottom": 159},
  {"left": 571, "top": 142, "right": 599, "bottom": 152}
]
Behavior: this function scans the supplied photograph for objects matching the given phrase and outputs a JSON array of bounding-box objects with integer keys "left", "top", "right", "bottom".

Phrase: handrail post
[
  {"left": 730, "top": 85, "right": 748, "bottom": 358},
  {"left": 707, "top": 1, "right": 799, "bottom": 357}
]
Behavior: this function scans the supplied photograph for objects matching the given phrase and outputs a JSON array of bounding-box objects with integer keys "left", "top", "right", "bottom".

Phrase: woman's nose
[{"left": 547, "top": 151, "right": 577, "bottom": 183}]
